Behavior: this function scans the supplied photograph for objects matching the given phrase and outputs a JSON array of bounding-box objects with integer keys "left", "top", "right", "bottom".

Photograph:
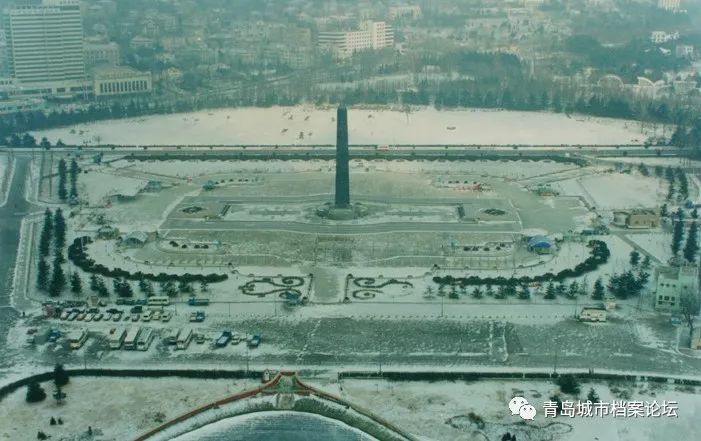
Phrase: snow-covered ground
[
  {"left": 1, "top": 375, "right": 699, "bottom": 441},
  {"left": 0, "top": 376, "right": 255, "bottom": 441},
  {"left": 331, "top": 377, "right": 701, "bottom": 441},
  {"left": 555, "top": 171, "right": 666, "bottom": 209},
  {"left": 113, "top": 157, "right": 578, "bottom": 181},
  {"left": 34, "top": 106, "right": 656, "bottom": 146},
  {"left": 0, "top": 153, "right": 9, "bottom": 206},
  {"left": 625, "top": 232, "right": 673, "bottom": 265}
]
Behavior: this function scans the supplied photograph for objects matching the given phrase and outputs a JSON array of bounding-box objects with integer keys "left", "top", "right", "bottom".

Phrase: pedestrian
[{"left": 88, "top": 426, "right": 93, "bottom": 436}]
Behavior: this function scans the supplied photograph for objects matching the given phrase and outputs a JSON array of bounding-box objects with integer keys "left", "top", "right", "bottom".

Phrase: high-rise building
[
  {"left": 658, "top": 0, "right": 681, "bottom": 11},
  {"left": 3, "top": 0, "right": 87, "bottom": 94},
  {"left": 318, "top": 21, "right": 394, "bottom": 58}
]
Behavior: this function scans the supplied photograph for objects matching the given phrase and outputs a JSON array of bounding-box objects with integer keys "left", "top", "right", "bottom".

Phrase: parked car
[
  {"left": 131, "top": 313, "right": 140, "bottom": 322},
  {"left": 112, "top": 311, "right": 122, "bottom": 321},
  {"left": 76, "top": 311, "right": 87, "bottom": 321},
  {"left": 161, "top": 311, "right": 173, "bottom": 322},
  {"left": 59, "top": 310, "right": 70, "bottom": 320},
  {"left": 141, "top": 310, "right": 153, "bottom": 322},
  {"left": 216, "top": 330, "right": 232, "bottom": 347},
  {"left": 231, "top": 332, "right": 241, "bottom": 345},
  {"left": 195, "top": 333, "right": 206, "bottom": 344},
  {"left": 248, "top": 334, "right": 262, "bottom": 348},
  {"left": 189, "top": 311, "right": 205, "bottom": 322},
  {"left": 67, "top": 311, "right": 78, "bottom": 321},
  {"left": 152, "top": 311, "right": 161, "bottom": 321},
  {"left": 93, "top": 313, "right": 103, "bottom": 321},
  {"left": 103, "top": 312, "right": 112, "bottom": 321},
  {"left": 47, "top": 329, "right": 62, "bottom": 343}
]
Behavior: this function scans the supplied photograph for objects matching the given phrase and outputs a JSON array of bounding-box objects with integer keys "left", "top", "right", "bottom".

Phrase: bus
[
  {"left": 68, "top": 329, "right": 88, "bottom": 350},
  {"left": 176, "top": 328, "right": 193, "bottom": 350},
  {"left": 123, "top": 327, "right": 141, "bottom": 350},
  {"left": 136, "top": 328, "right": 155, "bottom": 351},
  {"left": 108, "top": 327, "right": 127, "bottom": 350},
  {"left": 164, "top": 328, "right": 181, "bottom": 345},
  {"left": 147, "top": 296, "right": 170, "bottom": 306}
]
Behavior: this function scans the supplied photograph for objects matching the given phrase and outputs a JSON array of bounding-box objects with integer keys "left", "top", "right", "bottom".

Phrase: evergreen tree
[
  {"left": 48, "top": 257, "right": 65, "bottom": 297},
  {"left": 37, "top": 259, "right": 49, "bottom": 291},
  {"left": 555, "top": 283, "right": 566, "bottom": 297},
  {"left": 70, "top": 272, "right": 82, "bottom": 295},
  {"left": 96, "top": 279, "right": 109, "bottom": 297},
  {"left": 641, "top": 255, "right": 651, "bottom": 270},
  {"left": 38, "top": 209, "right": 53, "bottom": 257},
  {"left": 89, "top": 273, "right": 100, "bottom": 293},
  {"left": 138, "top": 279, "right": 154, "bottom": 296},
  {"left": 566, "top": 281, "right": 579, "bottom": 299},
  {"left": 54, "top": 208, "right": 66, "bottom": 251},
  {"left": 57, "top": 158, "right": 67, "bottom": 200},
  {"left": 53, "top": 384, "right": 66, "bottom": 404},
  {"left": 592, "top": 278, "right": 605, "bottom": 300},
  {"left": 545, "top": 282, "right": 556, "bottom": 300},
  {"left": 586, "top": 387, "right": 600, "bottom": 403},
  {"left": 660, "top": 204, "right": 668, "bottom": 218},
  {"left": 683, "top": 221, "right": 699, "bottom": 263},
  {"left": 608, "top": 271, "right": 646, "bottom": 299},
  {"left": 693, "top": 208, "right": 699, "bottom": 220},
  {"left": 448, "top": 284, "right": 459, "bottom": 299},
  {"left": 495, "top": 285, "right": 507, "bottom": 299},
  {"left": 69, "top": 158, "right": 79, "bottom": 199},
  {"left": 471, "top": 286, "right": 484, "bottom": 299},
  {"left": 485, "top": 285, "right": 494, "bottom": 297},
  {"left": 178, "top": 280, "right": 191, "bottom": 294},
  {"left": 161, "top": 281, "right": 178, "bottom": 297},
  {"left": 672, "top": 216, "right": 684, "bottom": 257},
  {"left": 629, "top": 250, "right": 641, "bottom": 267},
  {"left": 518, "top": 285, "right": 530, "bottom": 300},
  {"left": 113, "top": 278, "right": 134, "bottom": 297},
  {"left": 53, "top": 363, "right": 69, "bottom": 387},
  {"left": 25, "top": 381, "right": 46, "bottom": 403},
  {"left": 556, "top": 374, "right": 581, "bottom": 395}
]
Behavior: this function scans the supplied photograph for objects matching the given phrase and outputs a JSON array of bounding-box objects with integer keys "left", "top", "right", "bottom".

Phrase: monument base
[{"left": 316, "top": 203, "right": 369, "bottom": 220}]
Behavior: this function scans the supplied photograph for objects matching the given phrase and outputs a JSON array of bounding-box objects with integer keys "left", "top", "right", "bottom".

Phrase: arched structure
[{"left": 134, "top": 371, "right": 417, "bottom": 441}]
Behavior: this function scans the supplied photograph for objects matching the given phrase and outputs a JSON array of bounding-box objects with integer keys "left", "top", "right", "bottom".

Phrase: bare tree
[{"left": 680, "top": 291, "right": 701, "bottom": 340}]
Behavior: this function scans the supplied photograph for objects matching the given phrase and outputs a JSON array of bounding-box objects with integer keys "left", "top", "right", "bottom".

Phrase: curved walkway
[{"left": 133, "top": 371, "right": 417, "bottom": 441}]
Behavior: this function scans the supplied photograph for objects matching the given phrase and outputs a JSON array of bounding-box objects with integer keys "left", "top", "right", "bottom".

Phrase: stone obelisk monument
[{"left": 334, "top": 105, "right": 350, "bottom": 208}]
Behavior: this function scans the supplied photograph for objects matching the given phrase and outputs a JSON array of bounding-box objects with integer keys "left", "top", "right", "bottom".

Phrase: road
[{"left": 0, "top": 155, "right": 36, "bottom": 370}]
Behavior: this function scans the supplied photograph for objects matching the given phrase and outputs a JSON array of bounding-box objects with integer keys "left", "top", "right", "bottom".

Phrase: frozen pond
[
  {"left": 34, "top": 106, "right": 655, "bottom": 146},
  {"left": 171, "top": 411, "right": 377, "bottom": 441}
]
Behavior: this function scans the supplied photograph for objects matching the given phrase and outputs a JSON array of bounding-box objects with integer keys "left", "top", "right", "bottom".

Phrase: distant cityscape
[{"left": 0, "top": 0, "right": 699, "bottom": 142}]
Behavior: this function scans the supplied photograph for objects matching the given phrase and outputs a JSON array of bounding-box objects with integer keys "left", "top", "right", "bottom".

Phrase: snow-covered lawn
[
  {"left": 2, "top": 375, "right": 698, "bottom": 441},
  {"left": 34, "top": 106, "right": 655, "bottom": 146},
  {"left": 625, "top": 232, "right": 673, "bottom": 265},
  {"left": 329, "top": 377, "right": 701, "bottom": 441},
  {"left": 0, "top": 376, "right": 254, "bottom": 441},
  {"left": 556, "top": 172, "right": 666, "bottom": 209}
]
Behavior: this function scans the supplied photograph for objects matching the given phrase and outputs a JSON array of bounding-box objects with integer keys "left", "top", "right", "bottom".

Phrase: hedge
[
  {"left": 67, "top": 237, "right": 228, "bottom": 284},
  {"left": 433, "top": 240, "right": 610, "bottom": 287}
]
